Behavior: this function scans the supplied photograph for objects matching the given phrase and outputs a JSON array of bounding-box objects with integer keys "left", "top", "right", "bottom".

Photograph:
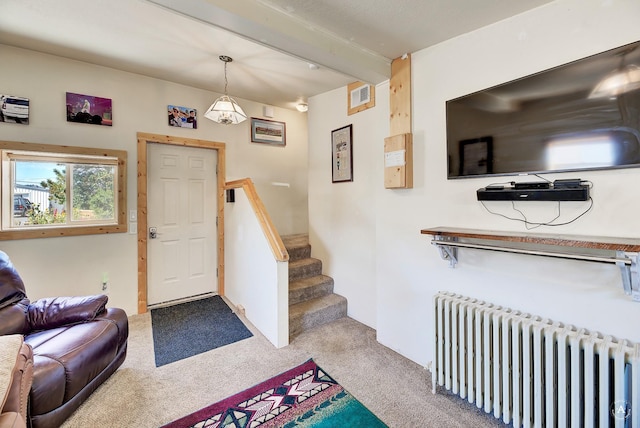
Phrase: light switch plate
[{"left": 129, "top": 210, "right": 137, "bottom": 222}]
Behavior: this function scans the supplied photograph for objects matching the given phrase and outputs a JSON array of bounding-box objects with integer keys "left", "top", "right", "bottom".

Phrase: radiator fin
[{"left": 433, "top": 292, "right": 638, "bottom": 427}]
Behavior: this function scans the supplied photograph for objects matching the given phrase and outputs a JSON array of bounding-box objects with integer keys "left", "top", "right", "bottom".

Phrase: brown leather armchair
[{"left": 0, "top": 251, "right": 128, "bottom": 428}]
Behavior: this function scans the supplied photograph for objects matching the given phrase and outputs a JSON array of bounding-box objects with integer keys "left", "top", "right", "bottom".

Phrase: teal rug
[{"left": 161, "top": 358, "right": 387, "bottom": 427}]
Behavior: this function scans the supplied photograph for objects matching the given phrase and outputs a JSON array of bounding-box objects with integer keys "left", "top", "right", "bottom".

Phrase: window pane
[
  {"left": 70, "top": 164, "right": 116, "bottom": 222},
  {"left": 13, "top": 161, "right": 66, "bottom": 226}
]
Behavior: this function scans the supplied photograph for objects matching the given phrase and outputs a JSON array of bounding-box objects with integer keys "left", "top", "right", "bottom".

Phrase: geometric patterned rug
[{"left": 160, "top": 359, "right": 388, "bottom": 427}]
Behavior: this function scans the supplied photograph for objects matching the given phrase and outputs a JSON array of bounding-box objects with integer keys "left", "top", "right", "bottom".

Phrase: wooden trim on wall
[
  {"left": 225, "top": 178, "right": 288, "bottom": 262},
  {"left": 389, "top": 54, "right": 412, "bottom": 136},
  {"left": 136, "top": 132, "right": 226, "bottom": 314}
]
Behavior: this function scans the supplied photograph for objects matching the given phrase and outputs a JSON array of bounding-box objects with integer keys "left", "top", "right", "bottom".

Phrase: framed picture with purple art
[{"left": 66, "top": 92, "right": 113, "bottom": 126}]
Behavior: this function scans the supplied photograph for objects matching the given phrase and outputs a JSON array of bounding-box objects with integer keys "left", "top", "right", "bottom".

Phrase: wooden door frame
[{"left": 136, "top": 132, "right": 226, "bottom": 314}]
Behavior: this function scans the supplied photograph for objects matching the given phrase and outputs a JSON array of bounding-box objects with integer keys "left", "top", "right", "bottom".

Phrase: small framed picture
[
  {"left": 66, "top": 92, "right": 112, "bottom": 126},
  {"left": 251, "top": 118, "right": 286, "bottom": 146},
  {"left": 168, "top": 105, "right": 197, "bottom": 129},
  {"left": 0, "top": 94, "right": 29, "bottom": 125},
  {"left": 331, "top": 125, "right": 353, "bottom": 183}
]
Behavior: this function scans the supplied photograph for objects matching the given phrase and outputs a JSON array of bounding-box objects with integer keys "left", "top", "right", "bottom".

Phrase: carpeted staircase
[{"left": 283, "top": 234, "right": 347, "bottom": 339}]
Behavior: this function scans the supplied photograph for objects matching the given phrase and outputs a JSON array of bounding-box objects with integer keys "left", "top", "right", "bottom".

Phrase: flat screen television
[{"left": 446, "top": 40, "right": 640, "bottom": 179}]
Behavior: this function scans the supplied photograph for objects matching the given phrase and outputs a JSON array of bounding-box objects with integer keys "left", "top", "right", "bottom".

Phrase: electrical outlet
[{"left": 101, "top": 273, "right": 109, "bottom": 295}]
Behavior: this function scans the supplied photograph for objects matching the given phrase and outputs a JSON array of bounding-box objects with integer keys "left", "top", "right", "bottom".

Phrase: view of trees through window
[
  {"left": 1, "top": 141, "right": 126, "bottom": 239},
  {"left": 13, "top": 159, "right": 116, "bottom": 227}
]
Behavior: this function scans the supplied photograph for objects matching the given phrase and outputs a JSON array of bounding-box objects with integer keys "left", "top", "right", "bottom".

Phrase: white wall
[
  {"left": 309, "top": 0, "right": 640, "bottom": 366},
  {"left": 308, "top": 85, "right": 385, "bottom": 329},
  {"left": 224, "top": 189, "right": 289, "bottom": 348},
  {"left": 0, "top": 45, "right": 308, "bottom": 315}
]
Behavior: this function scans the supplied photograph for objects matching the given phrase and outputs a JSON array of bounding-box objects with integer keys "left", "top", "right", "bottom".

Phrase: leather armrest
[
  {"left": 0, "top": 336, "right": 31, "bottom": 428},
  {"left": 0, "top": 341, "right": 32, "bottom": 422},
  {"left": 0, "top": 412, "right": 26, "bottom": 428},
  {"left": 0, "top": 301, "right": 29, "bottom": 336},
  {"left": 28, "top": 295, "right": 108, "bottom": 331}
]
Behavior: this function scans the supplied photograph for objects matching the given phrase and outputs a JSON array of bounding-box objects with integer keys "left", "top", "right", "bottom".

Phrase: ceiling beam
[{"left": 146, "top": 0, "right": 391, "bottom": 84}]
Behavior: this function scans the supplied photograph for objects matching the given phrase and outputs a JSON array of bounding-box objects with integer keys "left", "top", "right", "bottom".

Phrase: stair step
[
  {"left": 282, "top": 234, "right": 311, "bottom": 261},
  {"left": 282, "top": 233, "right": 309, "bottom": 248},
  {"left": 289, "top": 275, "right": 334, "bottom": 306},
  {"left": 282, "top": 233, "right": 348, "bottom": 340},
  {"left": 289, "top": 258, "right": 322, "bottom": 281},
  {"left": 289, "top": 294, "right": 347, "bottom": 339},
  {"left": 287, "top": 244, "right": 311, "bottom": 262}
]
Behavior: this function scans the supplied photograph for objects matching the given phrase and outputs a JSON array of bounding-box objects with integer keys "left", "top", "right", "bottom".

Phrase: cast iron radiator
[{"left": 433, "top": 292, "right": 639, "bottom": 427}]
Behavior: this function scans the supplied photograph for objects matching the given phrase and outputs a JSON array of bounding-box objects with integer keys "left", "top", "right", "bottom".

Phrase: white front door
[{"left": 147, "top": 143, "right": 218, "bottom": 306}]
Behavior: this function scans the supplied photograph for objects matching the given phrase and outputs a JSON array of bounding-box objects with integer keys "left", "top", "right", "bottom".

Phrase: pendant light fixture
[
  {"left": 204, "top": 55, "right": 247, "bottom": 124},
  {"left": 589, "top": 47, "right": 640, "bottom": 99}
]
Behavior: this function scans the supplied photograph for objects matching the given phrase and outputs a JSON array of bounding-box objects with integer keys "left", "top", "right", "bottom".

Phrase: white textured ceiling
[{"left": 0, "top": 0, "right": 553, "bottom": 109}]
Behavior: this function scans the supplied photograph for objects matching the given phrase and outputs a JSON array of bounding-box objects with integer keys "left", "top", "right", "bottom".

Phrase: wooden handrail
[{"left": 225, "top": 178, "right": 289, "bottom": 262}]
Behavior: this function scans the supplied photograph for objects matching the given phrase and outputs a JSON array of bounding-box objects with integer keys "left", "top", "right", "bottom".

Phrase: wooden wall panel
[
  {"left": 389, "top": 55, "right": 411, "bottom": 136},
  {"left": 387, "top": 54, "right": 413, "bottom": 188}
]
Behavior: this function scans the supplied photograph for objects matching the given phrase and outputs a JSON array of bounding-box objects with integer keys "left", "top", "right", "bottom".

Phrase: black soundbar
[{"left": 477, "top": 185, "right": 589, "bottom": 201}]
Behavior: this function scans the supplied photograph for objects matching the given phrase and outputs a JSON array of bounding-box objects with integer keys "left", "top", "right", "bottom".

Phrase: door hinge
[{"left": 216, "top": 268, "right": 218, "bottom": 277}]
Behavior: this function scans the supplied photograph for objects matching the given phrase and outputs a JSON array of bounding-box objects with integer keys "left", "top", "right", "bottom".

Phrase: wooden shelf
[
  {"left": 421, "top": 227, "right": 640, "bottom": 301},
  {"left": 421, "top": 227, "right": 640, "bottom": 252}
]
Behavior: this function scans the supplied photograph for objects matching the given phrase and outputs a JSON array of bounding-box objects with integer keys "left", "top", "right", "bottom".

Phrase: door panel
[{"left": 147, "top": 144, "right": 217, "bottom": 306}]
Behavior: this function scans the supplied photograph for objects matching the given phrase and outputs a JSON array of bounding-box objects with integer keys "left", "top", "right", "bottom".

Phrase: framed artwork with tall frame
[{"left": 331, "top": 124, "right": 353, "bottom": 183}]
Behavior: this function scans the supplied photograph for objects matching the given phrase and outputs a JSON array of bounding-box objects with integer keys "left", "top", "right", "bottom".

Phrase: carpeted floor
[
  {"left": 61, "top": 297, "right": 508, "bottom": 427},
  {"left": 150, "top": 296, "right": 253, "bottom": 366}
]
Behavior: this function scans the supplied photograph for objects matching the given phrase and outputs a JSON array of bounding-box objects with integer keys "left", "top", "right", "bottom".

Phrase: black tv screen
[{"left": 446, "top": 41, "right": 640, "bottom": 179}]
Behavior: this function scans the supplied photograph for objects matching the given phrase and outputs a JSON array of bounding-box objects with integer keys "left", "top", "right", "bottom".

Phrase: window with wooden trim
[{"left": 0, "top": 141, "right": 127, "bottom": 240}]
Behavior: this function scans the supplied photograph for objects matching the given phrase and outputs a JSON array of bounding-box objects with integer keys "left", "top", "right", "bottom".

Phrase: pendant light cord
[
  {"left": 219, "top": 55, "right": 233, "bottom": 96},
  {"left": 223, "top": 61, "right": 228, "bottom": 95}
]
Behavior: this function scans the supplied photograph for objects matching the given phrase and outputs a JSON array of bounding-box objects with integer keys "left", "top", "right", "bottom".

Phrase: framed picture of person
[
  {"left": 66, "top": 92, "right": 112, "bottom": 126},
  {"left": 168, "top": 105, "right": 197, "bottom": 129}
]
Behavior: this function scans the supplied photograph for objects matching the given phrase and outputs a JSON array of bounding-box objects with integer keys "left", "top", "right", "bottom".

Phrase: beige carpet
[{"left": 61, "top": 304, "right": 506, "bottom": 427}]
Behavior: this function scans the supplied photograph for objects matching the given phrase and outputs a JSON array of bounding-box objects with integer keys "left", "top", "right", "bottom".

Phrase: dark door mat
[{"left": 151, "top": 295, "right": 253, "bottom": 367}]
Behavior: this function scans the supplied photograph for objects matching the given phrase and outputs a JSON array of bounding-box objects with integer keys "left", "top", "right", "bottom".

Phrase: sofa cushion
[
  {"left": 26, "top": 320, "right": 120, "bottom": 416},
  {"left": 0, "top": 252, "right": 26, "bottom": 311},
  {"left": 27, "top": 295, "right": 108, "bottom": 332}
]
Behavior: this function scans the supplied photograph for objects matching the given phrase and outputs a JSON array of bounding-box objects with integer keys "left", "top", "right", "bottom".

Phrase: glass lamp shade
[
  {"left": 589, "top": 64, "right": 640, "bottom": 98},
  {"left": 204, "top": 95, "right": 247, "bottom": 124}
]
